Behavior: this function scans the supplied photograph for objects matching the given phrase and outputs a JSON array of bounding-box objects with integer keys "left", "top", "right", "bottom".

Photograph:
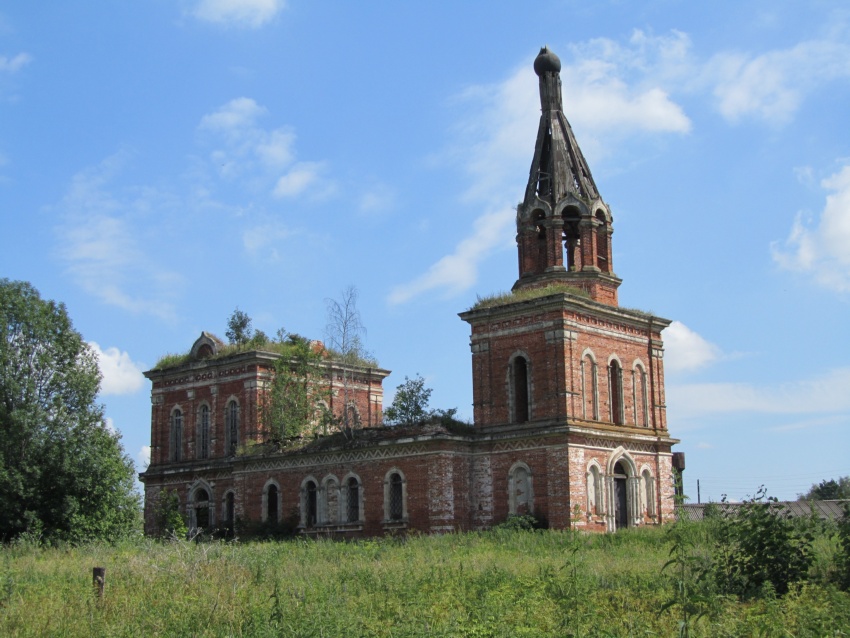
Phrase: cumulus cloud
[
  {"left": 0, "top": 53, "right": 32, "bottom": 74},
  {"left": 198, "top": 98, "right": 329, "bottom": 198},
  {"left": 273, "top": 161, "right": 324, "bottom": 198},
  {"left": 669, "top": 367, "right": 850, "bottom": 420},
  {"left": 90, "top": 341, "right": 145, "bottom": 396},
  {"left": 772, "top": 164, "right": 850, "bottom": 292},
  {"left": 191, "top": 0, "right": 284, "bottom": 28},
  {"left": 663, "top": 321, "right": 722, "bottom": 374},
  {"left": 705, "top": 39, "right": 850, "bottom": 125},
  {"left": 198, "top": 96, "right": 267, "bottom": 134},
  {"left": 392, "top": 34, "right": 692, "bottom": 304},
  {"left": 57, "top": 153, "right": 184, "bottom": 319},
  {"left": 388, "top": 207, "right": 515, "bottom": 305}
]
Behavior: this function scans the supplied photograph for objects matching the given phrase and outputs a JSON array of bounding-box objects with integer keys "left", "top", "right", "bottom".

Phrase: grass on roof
[
  {"left": 152, "top": 340, "right": 379, "bottom": 372},
  {"left": 469, "top": 282, "right": 591, "bottom": 311}
]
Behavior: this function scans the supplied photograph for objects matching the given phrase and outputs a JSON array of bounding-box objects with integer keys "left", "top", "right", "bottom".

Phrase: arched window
[
  {"left": 384, "top": 470, "right": 406, "bottom": 522},
  {"left": 321, "top": 475, "right": 340, "bottom": 525},
  {"left": 511, "top": 355, "right": 530, "bottom": 424},
  {"left": 193, "top": 487, "right": 210, "bottom": 530},
  {"left": 608, "top": 359, "right": 624, "bottom": 425},
  {"left": 265, "top": 483, "right": 279, "bottom": 523},
  {"left": 344, "top": 404, "right": 361, "bottom": 430},
  {"left": 171, "top": 408, "right": 183, "bottom": 462},
  {"left": 198, "top": 404, "right": 210, "bottom": 459},
  {"left": 226, "top": 400, "right": 239, "bottom": 456},
  {"left": 346, "top": 476, "right": 361, "bottom": 523},
  {"left": 581, "top": 352, "right": 599, "bottom": 421},
  {"left": 586, "top": 464, "right": 604, "bottom": 516},
  {"left": 508, "top": 462, "right": 533, "bottom": 516},
  {"left": 641, "top": 469, "right": 656, "bottom": 518},
  {"left": 632, "top": 363, "right": 649, "bottom": 427},
  {"left": 303, "top": 479, "right": 318, "bottom": 528}
]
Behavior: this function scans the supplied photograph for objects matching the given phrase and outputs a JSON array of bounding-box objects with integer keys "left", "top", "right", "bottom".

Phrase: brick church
[{"left": 140, "top": 47, "right": 680, "bottom": 536}]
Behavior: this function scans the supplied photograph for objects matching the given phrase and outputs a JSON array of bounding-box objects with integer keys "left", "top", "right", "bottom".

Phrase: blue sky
[{"left": 1, "top": 1, "right": 849, "bottom": 502}]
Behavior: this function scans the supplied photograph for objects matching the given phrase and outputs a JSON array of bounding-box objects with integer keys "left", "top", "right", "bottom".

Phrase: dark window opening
[
  {"left": 613, "top": 461, "right": 628, "bottom": 530},
  {"left": 267, "top": 484, "right": 278, "bottom": 523},
  {"left": 513, "top": 357, "right": 530, "bottom": 424},
  {"left": 227, "top": 401, "right": 239, "bottom": 456},
  {"left": 389, "top": 473, "right": 403, "bottom": 521},
  {"left": 609, "top": 361, "right": 624, "bottom": 425},
  {"left": 195, "top": 488, "right": 210, "bottom": 529},
  {"left": 305, "top": 481, "right": 317, "bottom": 527},
  {"left": 347, "top": 478, "right": 360, "bottom": 523},
  {"left": 199, "top": 405, "right": 210, "bottom": 459},
  {"left": 171, "top": 410, "right": 183, "bottom": 462}
]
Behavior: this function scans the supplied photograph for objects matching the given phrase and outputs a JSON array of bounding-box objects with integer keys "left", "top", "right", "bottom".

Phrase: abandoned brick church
[{"left": 140, "top": 47, "right": 680, "bottom": 536}]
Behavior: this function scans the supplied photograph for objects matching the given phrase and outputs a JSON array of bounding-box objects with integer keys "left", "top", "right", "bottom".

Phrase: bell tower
[
  {"left": 515, "top": 47, "right": 620, "bottom": 306},
  {"left": 460, "top": 47, "right": 679, "bottom": 532}
]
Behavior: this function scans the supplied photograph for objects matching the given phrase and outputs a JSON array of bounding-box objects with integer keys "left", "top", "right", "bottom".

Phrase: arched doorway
[
  {"left": 194, "top": 488, "right": 210, "bottom": 530},
  {"left": 613, "top": 461, "right": 629, "bottom": 530}
]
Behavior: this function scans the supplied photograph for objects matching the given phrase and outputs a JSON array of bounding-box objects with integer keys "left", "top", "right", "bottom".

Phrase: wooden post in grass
[{"left": 93, "top": 567, "right": 105, "bottom": 598}]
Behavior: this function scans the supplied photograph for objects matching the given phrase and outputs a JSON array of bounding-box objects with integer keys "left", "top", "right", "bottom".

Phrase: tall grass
[{"left": 1, "top": 526, "right": 848, "bottom": 637}]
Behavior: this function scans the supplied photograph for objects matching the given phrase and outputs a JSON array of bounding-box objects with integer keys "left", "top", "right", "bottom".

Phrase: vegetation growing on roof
[{"left": 469, "top": 282, "right": 591, "bottom": 311}]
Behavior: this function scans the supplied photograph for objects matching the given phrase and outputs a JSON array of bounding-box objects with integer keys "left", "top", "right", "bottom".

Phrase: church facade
[{"left": 140, "top": 47, "right": 679, "bottom": 537}]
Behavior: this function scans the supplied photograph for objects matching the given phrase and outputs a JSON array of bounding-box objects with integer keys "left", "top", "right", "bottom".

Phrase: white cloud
[
  {"left": 242, "top": 221, "right": 294, "bottom": 260},
  {"left": 198, "top": 96, "right": 267, "bottom": 134},
  {"left": 0, "top": 53, "right": 32, "bottom": 73},
  {"left": 273, "top": 162, "right": 323, "bottom": 198},
  {"left": 57, "top": 154, "right": 184, "bottom": 319},
  {"left": 358, "top": 184, "right": 396, "bottom": 214},
  {"left": 191, "top": 0, "right": 284, "bottom": 28},
  {"left": 663, "top": 321, "right": 721, "bottom": 374},
  {"left": 198, "top": 98, "right": 327, "bottom": 197},
  {"left": 388, "top": 207, "right": 515, "bottom": 305},
  {"left": 392, "top": 36, "right": 694, "bottom": 305},
  {"left": 138, "top": 445, "right": 151, "bottom": 469},
  {"left": 772, "top": 164, "right": 850, "bottom": 292},
  {"left": 705, "top": 39, "right": 850, "bottom": 124},
  {"left": 669, "top": 367, "right": 850, "bottom": 420},
  {"left": 104, "top": 416, "right": 117, "bottom": 433},
  {"left": 89, "top": 341, "right": 145, "bottom": 396}
]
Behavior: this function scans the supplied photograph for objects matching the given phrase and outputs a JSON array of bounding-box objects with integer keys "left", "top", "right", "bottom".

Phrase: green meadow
[{"left": 1, "top": 524, "right": 848, "bottom": 637}]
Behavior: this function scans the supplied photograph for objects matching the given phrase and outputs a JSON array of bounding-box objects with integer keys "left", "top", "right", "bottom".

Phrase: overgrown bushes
[{"left": 2, "top": 517, "right": 849, "bottom": 636}]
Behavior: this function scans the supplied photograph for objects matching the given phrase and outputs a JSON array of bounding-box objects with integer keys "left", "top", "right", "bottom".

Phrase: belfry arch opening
[
  {"left": 595, "top": 210, "right": 609, "bottom": 272},
  {"left": 562, "top": 208, "right": 581, "bottom": 271}
]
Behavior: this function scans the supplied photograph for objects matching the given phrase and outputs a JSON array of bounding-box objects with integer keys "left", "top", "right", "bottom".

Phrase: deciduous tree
[
  {"left": 384, "top": 374, "right": 432, "bottom": 425},
  {"left": 0, "top": 279, "right": 140, "bottom": 542}
]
